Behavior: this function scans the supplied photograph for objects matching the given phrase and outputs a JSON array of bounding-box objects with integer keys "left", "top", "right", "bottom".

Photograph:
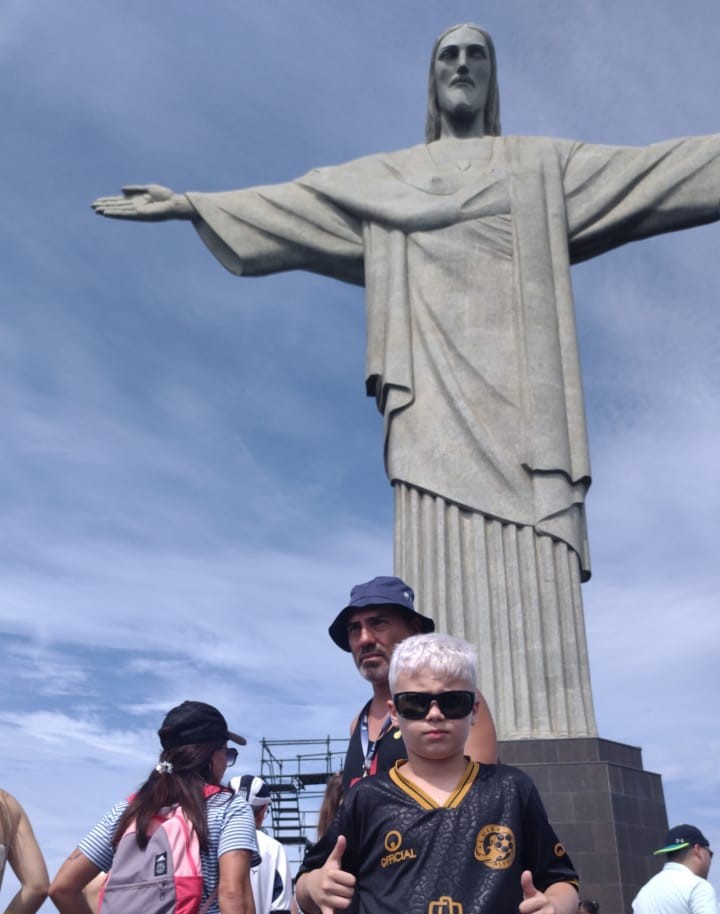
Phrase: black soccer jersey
[{"left": 299, "top": 760, "right": 578, "bottom": 914}]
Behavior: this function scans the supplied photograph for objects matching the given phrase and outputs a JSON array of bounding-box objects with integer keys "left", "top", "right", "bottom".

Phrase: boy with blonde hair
[{"left": 296, "top": 633, "right": 579, "bottom": 914}]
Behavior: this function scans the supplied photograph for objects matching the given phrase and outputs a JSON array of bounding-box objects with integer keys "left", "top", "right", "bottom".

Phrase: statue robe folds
[{"left": 187, "top": 135, "right": 720, "bottom": 738}]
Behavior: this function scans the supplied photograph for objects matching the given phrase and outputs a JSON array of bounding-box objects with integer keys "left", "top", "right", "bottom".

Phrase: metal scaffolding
[{"left": 260, "top": 736, "right": 347, "bottom": 868}]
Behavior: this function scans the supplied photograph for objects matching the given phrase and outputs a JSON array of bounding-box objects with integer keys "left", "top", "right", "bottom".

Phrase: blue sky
[{"left": 1, "top": 0, "right": 719, "bottom": 902}]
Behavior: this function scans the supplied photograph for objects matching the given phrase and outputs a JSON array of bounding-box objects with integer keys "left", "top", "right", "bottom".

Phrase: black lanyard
[{"left": 359, "top": 711, "right": 393, "bottom": 776}]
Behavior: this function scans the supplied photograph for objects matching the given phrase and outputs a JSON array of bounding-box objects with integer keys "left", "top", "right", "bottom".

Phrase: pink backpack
[{"left": 99, "top": 785, "right": 225, "bottom": 914}]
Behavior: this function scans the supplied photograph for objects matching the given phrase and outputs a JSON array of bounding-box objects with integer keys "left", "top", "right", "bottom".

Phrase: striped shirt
[{"left": 79, "top": 790, "right": 258, "bottom": 914}]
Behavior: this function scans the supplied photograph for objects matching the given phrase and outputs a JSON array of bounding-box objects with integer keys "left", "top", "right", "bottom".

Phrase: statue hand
[{"left": 91, "top": 184, "right": 193, "bottom": 221}]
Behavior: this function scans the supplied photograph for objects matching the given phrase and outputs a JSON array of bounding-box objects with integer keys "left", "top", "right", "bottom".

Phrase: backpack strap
[{"left": 203, "top": 784, "right": 231, "bottom": 799}]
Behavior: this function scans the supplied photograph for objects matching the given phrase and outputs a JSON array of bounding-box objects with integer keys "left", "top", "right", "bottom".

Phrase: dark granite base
[{"left": 498, "top": 737, "right": 667, "bottom": 913}]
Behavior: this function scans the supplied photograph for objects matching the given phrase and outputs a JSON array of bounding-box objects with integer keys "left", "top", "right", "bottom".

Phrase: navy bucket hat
[{"left": 328, "top": 575, "right": 434, "bottom": 651}]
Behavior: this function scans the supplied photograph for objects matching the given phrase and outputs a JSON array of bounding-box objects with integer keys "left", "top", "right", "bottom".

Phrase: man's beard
[{"left": 356, "top": 651, "right": 390, "bottom": 684}]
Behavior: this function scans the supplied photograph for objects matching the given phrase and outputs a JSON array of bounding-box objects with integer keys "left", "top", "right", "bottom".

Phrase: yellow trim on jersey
[{"left": 389, "top": 758, "right": 479, "bottom": 809}]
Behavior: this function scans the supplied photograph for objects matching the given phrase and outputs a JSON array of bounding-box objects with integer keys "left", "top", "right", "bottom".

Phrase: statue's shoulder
[
  {"left": 503, "top": 134, "right": 577, "bottom": 159},
  {"left": 301, "top": 143, "right": 427, "bottom": 182}
]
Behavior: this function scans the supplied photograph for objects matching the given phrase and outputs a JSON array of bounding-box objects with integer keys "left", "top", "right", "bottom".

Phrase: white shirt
[
  {"left": 632, "top": 862, "right": 718, "bottom": 914},
  {"left": 250, "top": 829, "right": 292, "bottom": 913}
]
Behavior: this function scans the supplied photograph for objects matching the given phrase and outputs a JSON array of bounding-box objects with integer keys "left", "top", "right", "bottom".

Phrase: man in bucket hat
[
  {"left": 329, "top": 575, "right": 497, "bottom": 788},
  {"left": 632, "top": 824, "right": 716, "bottom": 914}
]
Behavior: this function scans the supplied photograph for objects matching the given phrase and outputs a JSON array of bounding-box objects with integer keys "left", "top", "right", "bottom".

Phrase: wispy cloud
[{"left": 1, "top": 0, "right": 719, "bottom": 905}]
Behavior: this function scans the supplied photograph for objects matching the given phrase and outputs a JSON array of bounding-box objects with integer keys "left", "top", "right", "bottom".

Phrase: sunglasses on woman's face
[
  {"left": 392, "top": 690, "right": 475, "bottom": 720},
  {"left": 224, "top": 747, "right": 238, "bottom": 767}
]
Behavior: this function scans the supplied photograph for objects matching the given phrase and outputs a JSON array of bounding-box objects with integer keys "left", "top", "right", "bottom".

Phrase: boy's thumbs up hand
[
  {"left": 315, "top": 835, "right": 357, "bottom": 914},
  {"left": 519, "top": 871, "right": 577, "bottom": 914},
  {"left": 519, "top": 870, "right": 551, "bottom": 914},
  {"left": 327, "top": 835, "right": 347, "bottom": 866},
  {"left": 521, "top": 870, "right": 540, "bottom": 900}
]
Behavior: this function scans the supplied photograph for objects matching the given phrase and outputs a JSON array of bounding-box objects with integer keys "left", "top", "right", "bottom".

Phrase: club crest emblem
[{"left": 474, "top": 825, "right": 515, "bottom": 869}]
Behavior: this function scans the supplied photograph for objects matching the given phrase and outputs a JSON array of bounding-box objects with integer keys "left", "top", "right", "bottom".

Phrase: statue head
[{"left": 425, "top": 23, "right": 501, "bottom": 142}]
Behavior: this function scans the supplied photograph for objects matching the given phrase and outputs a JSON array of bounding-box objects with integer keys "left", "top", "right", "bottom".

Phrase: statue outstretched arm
[
  {"left": 564, "top": 136, "right": 720, "bottom": 262},
  {"left": 91, "top": 184, "right": 194, "bottom": 221}
]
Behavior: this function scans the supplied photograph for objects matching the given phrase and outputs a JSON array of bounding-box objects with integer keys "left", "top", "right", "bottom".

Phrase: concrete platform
[{"left": 498, "top": 737, "right": 667, "bottom": 912}]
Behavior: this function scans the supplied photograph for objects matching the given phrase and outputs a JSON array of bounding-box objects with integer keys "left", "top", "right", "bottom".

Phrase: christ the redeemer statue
[{"left": 93, "top": 24, "right": 720, "bottom": 740}]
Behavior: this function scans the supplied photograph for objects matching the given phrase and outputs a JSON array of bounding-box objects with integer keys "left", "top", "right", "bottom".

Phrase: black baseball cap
[
  {"left": 653, "top": 825, "right": 711, "bottom": 855},
  {"left": 328, "top": 575, "right": 434, "bottom": 652},
  {"left": 158, "top": 700, "right": 246, "bottom": 749}
]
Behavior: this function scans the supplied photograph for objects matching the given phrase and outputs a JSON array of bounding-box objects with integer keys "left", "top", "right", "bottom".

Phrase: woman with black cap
[{"left": 49, "top": 701, "right": 257, "bottom": 914}]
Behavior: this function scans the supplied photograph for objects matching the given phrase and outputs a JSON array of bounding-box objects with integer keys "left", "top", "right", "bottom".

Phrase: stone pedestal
[{"left": 498, "top": 737, "right": 667, "bottom": 913}]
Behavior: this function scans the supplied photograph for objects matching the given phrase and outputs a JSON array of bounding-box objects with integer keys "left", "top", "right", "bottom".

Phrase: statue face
[{"left": 433, "top": 25, "right": 492, "bottom": 126}]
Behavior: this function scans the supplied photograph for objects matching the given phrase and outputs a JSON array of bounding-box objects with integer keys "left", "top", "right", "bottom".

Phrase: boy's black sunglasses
[{"left": 393, "top": 690, "right": 475, "bottom": 720}]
